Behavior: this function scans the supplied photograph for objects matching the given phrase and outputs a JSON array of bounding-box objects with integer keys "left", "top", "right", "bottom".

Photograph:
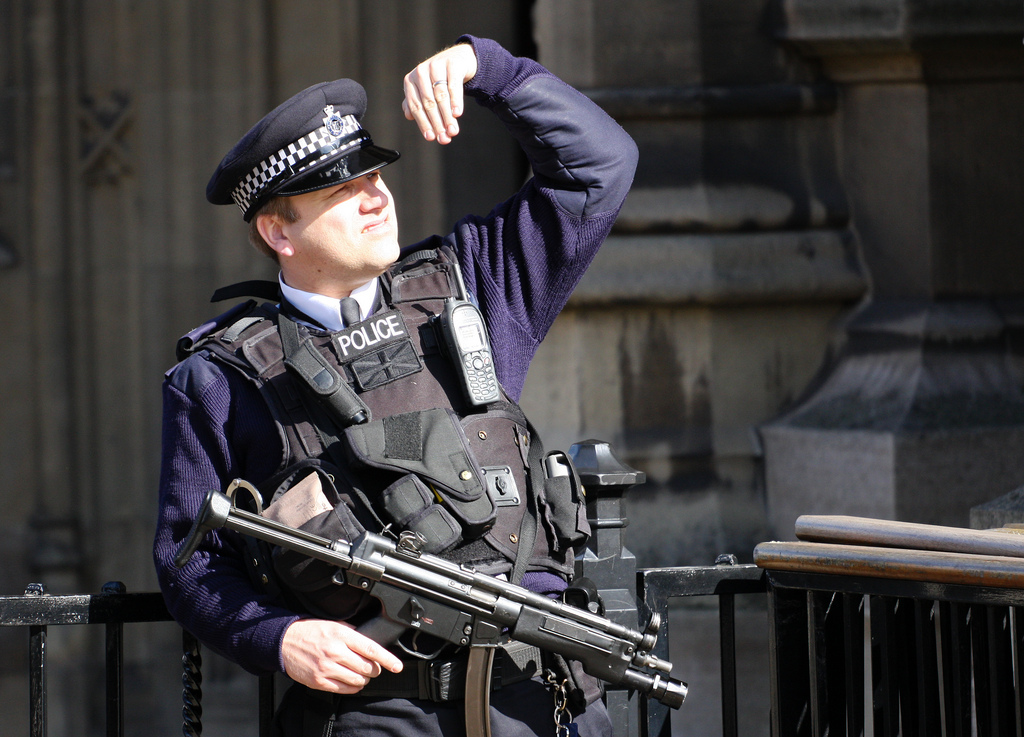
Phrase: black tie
[{"left": 340, "top": 297, "right": 361, "bottom": 327}]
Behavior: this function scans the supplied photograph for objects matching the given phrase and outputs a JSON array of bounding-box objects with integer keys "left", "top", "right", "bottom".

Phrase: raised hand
[{"left": 402, "top": 43, "right": 479, "bottom": 145}]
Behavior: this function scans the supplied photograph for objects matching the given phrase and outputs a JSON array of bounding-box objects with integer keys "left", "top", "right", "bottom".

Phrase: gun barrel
[
  {"left": 635, "top": 652, "right": 674, "bottom": 674},
  {"left": 650, "top": 674, "right": 688, "bottom": 709}
]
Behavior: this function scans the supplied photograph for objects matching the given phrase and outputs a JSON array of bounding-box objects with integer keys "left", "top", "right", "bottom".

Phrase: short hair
[{"left": 248, "top": 196, "right": 299, "bottom": 262}]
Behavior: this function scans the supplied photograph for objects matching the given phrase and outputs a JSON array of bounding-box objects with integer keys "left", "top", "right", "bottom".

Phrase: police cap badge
[{"left": 206, "top": 78, "right": 400, "bottom": 221}]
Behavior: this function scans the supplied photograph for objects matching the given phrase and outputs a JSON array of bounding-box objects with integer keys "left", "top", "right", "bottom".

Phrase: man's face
[{"left": 268, "top": 170, "right": 400, "bottom": 298}]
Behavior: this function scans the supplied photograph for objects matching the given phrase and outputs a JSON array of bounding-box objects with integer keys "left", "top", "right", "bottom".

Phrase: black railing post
[
  {"left": 870, "top": 596, "right": 899, "bottom": 737},
  {"left": 909, "top": 599, "right": 941, "bottom": 737},
  {"left": 841, "top": 593, "right": 865, "bottom": 737},
  {"left": 569, "top": 439, "right": 646, "bottom": 737},
  {"left": 939, "top": 601, "right": 972, "bottom": 737},
  {"left": 766, "top": 582, "right": 811, "bottom": 737},
  {"left": 102, "top": 581, "right": 126, "bottom": 737},
  {"left": 26, "top": 583, "right": 47, "bottom": 737},
  {"left": 806, "top": 591, "right": 828, "bottom": 737},
  {"left": 1014, "top": 607, "right": 1024, "bottom": 736},
  {"left": 988, "top": 606, "right": 1017, "bottom": 736},
  {"left": 715, "top": 554, "right": 740, "bottom": 737},
  {"left": 259, "top": 674, "right": 275, "bottom": 737}
]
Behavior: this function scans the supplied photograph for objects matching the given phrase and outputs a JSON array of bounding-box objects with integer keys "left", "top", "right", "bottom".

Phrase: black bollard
[{"left": 570, "top": 440, "right": 646, "bottom": 737}]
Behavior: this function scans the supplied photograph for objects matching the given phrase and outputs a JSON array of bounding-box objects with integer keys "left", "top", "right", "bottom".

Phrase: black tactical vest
[{"left": 180, "top": 245, "right": 589, "bottom": 619}]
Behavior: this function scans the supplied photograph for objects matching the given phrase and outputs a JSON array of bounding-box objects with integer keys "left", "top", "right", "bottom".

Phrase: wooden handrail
[
  {"left": 754, "top": 540, "right": 1024, "bottom": 589},
  {"left": 794, "top": 514, "right": 1024, "bottom": 558}
]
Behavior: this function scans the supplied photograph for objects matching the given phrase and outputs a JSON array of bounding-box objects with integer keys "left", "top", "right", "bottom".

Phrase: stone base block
[
  {"left": 762, "top": 424, "right": 1024, "bottom": 539},
  {"left": 970, "top": 487, "right": 1024, "bottom": 530}
]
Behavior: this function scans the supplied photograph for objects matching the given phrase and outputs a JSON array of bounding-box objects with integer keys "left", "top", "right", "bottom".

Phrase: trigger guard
[{"left": 395, "top": 629, "right": 447, "bottom": 661}]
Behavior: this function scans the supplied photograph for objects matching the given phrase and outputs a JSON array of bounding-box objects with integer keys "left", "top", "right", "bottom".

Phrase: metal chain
[
  {"left": 181, "top": 630, "right": 204, "bottom": 737},
  {"left": 545, "top": 671, "right": 572, "bottom": 737}
]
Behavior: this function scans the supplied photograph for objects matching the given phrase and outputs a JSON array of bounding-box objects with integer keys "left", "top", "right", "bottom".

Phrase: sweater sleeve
[
  {"left": 152, "top": 354, "right": 299, "bottom": 675},
  {"left": 447, "top": 36, "right": 638, "bottom": 399}
]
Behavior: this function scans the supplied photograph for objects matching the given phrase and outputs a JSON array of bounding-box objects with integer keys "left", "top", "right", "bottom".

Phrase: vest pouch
[
  {"left": 381, "top": 474, "right": 462, "bottom": 554},
  {"left": 264, "top": 464, "right": 373, "bottom": 620},
  {"left": 539, "top": 451, "right": 592, "bottom": 554},
  {"left": 343, "top": 408, "right": 497, "bottom": 537}
]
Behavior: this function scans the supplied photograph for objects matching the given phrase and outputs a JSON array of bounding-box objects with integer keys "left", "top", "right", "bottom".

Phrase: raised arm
[{"left": 419, "top": 37, "right": 638, "bottom": 398}]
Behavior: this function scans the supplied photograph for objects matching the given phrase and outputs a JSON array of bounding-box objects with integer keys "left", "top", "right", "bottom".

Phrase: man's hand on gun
[{"left": 281, "top": 618, "right": 404, "bottom": 695}]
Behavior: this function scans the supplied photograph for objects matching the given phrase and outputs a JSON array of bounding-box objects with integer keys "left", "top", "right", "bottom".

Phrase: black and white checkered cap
[
  {"left": 206, "top": 78, "right": 400, "bottom": 221},
  {"left": 229, "top": 113, "right": 364, "bottom": 214}
]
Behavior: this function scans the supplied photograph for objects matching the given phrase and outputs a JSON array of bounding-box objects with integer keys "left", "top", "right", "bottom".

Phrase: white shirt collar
[{"left": 278, "top": 275, "right": 379, "bottom": 331}]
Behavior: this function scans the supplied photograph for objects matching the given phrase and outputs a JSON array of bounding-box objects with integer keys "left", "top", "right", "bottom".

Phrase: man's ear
[{"left": 255, "top": 213, "right": 296, "bottom": 258}]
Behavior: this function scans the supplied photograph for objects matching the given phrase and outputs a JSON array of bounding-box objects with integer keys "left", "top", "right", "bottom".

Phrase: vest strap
[
  {"left": 510, "top": 417, "right": 545, "bottom": 585},
  {"left": 278, "top": 314, "right": 370, "bottom": 427}
]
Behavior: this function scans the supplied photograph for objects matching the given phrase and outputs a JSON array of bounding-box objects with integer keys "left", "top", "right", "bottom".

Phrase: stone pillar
[
  {"left": 761, "top": 0, "right": 1024, "bottom": 537},
  {"left": 523, "top": 0, "right": 867, "bottom": 566}
]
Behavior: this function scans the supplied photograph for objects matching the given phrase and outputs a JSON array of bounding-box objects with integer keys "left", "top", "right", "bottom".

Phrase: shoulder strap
[
  {"left": 210, "top": 279, "right": 281, "bottom": 303},
  {"left": 175, "top": 300, "right": 260, "bottom": 362}
]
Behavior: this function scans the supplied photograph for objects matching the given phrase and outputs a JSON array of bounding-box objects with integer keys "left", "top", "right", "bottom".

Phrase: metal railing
[
  {"left": 756, "top": 517, "right": 1024, "bottom": 737},
  {"left": 638, "top": 560, "right": 767, "bottom": 737},
  {"left": 9, "top": 541, "right": 1024, "bottom": 737},
  {"left": 760, "top": 567, "right": 1024, "bottom": 737},
  {"left": 11, "top": 555, "right": 1024, "bottom": 737},
  {"left": 0, "top": 582, "right": 184, "bottom": 737},
  {"left": 0, "top": 567, "right": 760, "bottom": 737}
]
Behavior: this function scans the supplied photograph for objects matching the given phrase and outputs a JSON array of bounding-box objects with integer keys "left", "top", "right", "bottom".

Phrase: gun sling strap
[
  {"left": 294, "top": 646, "right": 553, "bottom": 737},
  {"left": 368, "top": 641, "right": 542, "bottom": 701}
]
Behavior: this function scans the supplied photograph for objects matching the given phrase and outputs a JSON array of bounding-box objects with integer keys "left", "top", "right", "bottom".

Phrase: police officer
[{"left": 154, "top": 35, "right": 637, "bottom": 737}]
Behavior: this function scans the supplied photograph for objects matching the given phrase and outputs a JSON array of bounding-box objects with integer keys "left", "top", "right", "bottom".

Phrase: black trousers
[{"left": 274, "top": 677, "right": 613, "bottom": 737}]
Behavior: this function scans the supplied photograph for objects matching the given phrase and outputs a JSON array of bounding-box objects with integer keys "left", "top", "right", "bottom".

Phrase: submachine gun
[{"left": 174, "top": 486, "right": 687, "bottom": 717}]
